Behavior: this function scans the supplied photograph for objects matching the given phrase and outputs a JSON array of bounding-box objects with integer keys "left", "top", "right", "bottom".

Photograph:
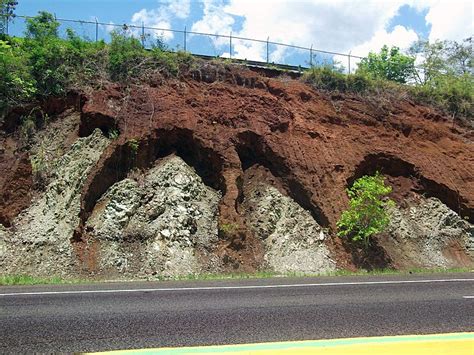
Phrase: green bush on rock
[{"left": 337, "top": 173, "right": 394, "bottom": 247}]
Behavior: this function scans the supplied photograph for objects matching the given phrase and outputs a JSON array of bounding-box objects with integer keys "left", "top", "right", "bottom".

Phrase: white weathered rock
[
  {"left": 86, "top": 155, "right": 221, "bottom": 278},
  {"left": 0, "top": 129, "right": 110, "bottom": 276},
  {"left": 243, "top": 183, "right": 336, "bottom": 274},
  {"left": 386, "top": 197, "right": 473, "bottom": 268}
]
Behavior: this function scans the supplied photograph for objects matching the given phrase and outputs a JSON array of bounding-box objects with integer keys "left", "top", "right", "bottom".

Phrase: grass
[
  {"left": 157, "top": 266, "right": 471, "bottom": 282},
  {"left": 0, "top": 274, "right": 86, "bottom": 286},
  {"left": 1, "top": 267, "right": 470, "bottom": 286}
]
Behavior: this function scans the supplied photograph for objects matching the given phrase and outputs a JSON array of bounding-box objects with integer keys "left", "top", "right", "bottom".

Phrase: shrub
[
  {"left": 409, "top": 73, "right": 473, "bottom": 119},
  {"left": 22, "top": 11, "right": 72, "bottom": 97},
  {"left": 63, "top": 29, "right": 107, "bottom": 88},
  {"left": 0, "top": 38, "right": 36, "bottom": 112},
  {"left": 108, "top": 31, "right": 147, "bottom": 81},
  {"left": 357, "top": 45, "right": 416, "bottom": 84},
  {"left": 302, "top": 66, "right": 347, "bottom": 91},
  {"left": 219, "top": 222, "right": 238, "bottom": 236},
  {"left": 127, "top": 138, "right": 139, "bottom": 154},
  {"left": 337, "top": 172, "right": 394, "bottom": 247},
  {"left": 24, "top": 36, "right": 71, "bottom": 96},
  {"left": 346, "top": 72, "right": 373, "bottom": 92},
  {"left": 25, "top": 11, "right": 59, "bottom": 39},
  {"left": 303, "top": 65, "right": 374, "bottom": 94}
]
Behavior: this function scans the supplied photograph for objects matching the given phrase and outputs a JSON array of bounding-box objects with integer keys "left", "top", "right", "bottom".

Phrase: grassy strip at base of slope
[
  {"left": 1, "top": 267, "right": 470, "bottom": 286},
  {"left": 0, "top": 274, "right": 87, "bottom": 286},
  {"left": 169, "top": 267, "right": 472, "bottom": 282}
]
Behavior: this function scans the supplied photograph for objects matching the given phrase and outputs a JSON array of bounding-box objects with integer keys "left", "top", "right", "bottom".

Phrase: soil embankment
[{"left": 0, "top": 64, "right": 472, "bottom": 277}]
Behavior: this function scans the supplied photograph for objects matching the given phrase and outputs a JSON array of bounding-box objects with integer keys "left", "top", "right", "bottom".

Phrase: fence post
[
  {"left": 141, "top": 22, "right": 145, "bottom": 47},
  {"left": 266, "top": 36, "right": 269, "bottom": 63},
  {"left": 348, "top": 51, "right": 351, "bottom": 74},
  {"left": 95, "top": 17, "right": 98, "bottom": 42},
  {"left": 183, "top": 26, "right": 187, "bottom": 52},
  {"left": 229, "top": 31, "right": 232, "bottom": 59},
  {"left": 310, "top": 44, "right": 313, "bottom": 67}
]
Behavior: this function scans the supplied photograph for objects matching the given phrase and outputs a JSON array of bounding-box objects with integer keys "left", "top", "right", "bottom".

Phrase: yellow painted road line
[{"left": 89, "top": 332, "right": 474, "bottom": 354}]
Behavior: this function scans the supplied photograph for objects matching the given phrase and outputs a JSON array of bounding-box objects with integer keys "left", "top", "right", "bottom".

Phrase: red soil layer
[
  {"left": 1, "top": 65, "right": 473, "bottom": 270},
  {"left": 0, "top": 145, "right": 32, "bottom": 227}
]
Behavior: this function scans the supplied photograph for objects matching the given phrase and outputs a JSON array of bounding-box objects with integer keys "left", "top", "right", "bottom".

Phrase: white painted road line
[
  {"left": 463, "top": 296, "right": 474, "bottom": 299},
  {"left": 0, "top": 278, "right": 473, "bottom": 297}
]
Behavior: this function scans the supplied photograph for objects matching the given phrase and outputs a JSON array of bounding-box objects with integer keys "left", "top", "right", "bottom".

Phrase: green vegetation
[
  {"left": 0, "top": 274, "right": 84, "bottom": 285},
  {"left": 0, "top": 38, "right": 36, "bottom": 112},
  {"left": 0, "top": 1, "right": 17, "bottom": 36},
  {"left": 337, "top": 173, "right": 395, "bottom": 248},
  {"left": 408, "top": 38, "right": 473, "bottom": 119},
  {"left": 0, "top": 10, "right": 196, "bottom": 116},
  {"left": 108, "top": 128, "right": 120, "bottom": 140},
  {"left": 127, "top": 138, "right": 139, "bottom": 154},
  {"left": 357, "top": 45, "right": 416, "bottom": 84},
  {"left": 154, "top": 267, "right": 471, "bottom": 282},
  {"left": 1, "top": 10, "right": 471, "bottom": 124},
  {"left": 1, "top": 267, "right": 469, "bottom": 285},
  {"left": 219, "top": 222, "right": 239, "bottom": 236},
  {"left": 303, "top": 39, "right": 473, "bottom": 122},
  {"left": 303, "top": 66, "right": 373, "bottom": 93}
]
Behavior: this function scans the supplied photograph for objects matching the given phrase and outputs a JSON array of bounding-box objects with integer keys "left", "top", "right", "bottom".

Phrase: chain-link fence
[{"left": 5, "top": 14, "right": 364, "bottom": 73}]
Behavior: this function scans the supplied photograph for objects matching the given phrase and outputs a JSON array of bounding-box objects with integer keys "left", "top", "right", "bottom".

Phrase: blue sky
[{"left": 9, "top": 1, "right": 472, "bottom": 70}]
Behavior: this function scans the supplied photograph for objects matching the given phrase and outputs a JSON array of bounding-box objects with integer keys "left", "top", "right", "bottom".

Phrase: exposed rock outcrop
[
  {"left": 85, "top": 155, "right": 221, "bottom": 278},
  {"left": 380, "top": 197, "right": 474, "bottom": 268},
  {"left": 0, "top": 64, "right": 473, "bottom": 277},
  {"left": 242, "top": 180, "right": 336, "bottom": 274},
  {"left": 0, "top": 129, "right": 109, "bottom": 275}
]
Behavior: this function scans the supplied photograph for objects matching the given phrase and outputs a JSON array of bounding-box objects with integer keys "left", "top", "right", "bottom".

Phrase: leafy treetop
[
  {"left": 337, "top": 172, "right": 394, "bottom": 248},
  {"left": 357, "top": 45, "right": 416, "bottom": 84},
  {"left": 25, "top": 11, "right": 60, "bottom": 39}
]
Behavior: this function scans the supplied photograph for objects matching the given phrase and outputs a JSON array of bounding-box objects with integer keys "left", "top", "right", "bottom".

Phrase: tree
[
  {"left": 0, "top": 0, "right": 17, "bottom": 36},
  {"left": 408, "top": 38, "right": 473, "bottom": 119},
  {"left": 337, "top": 172, "right": 394, "bottom": 248},
  {"left": 0, "top": 38, "right": 36, "bottom": 113},
  {"left": 25, "top": 11, "right": 59, "bottom": 39},
  {"left": 357, "top": 45, "right": 416, "bottom": 83},
  {"left": 408, "top": 38, "right": 473, "bottom": 84}
]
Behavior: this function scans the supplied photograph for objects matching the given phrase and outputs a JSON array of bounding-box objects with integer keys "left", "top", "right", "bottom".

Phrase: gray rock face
[
  {"left": 86, "top": 155, "right": 222, "bottom": 278},
  {"left": 0, "top": 129, "right": 110, "bottom": 276},
  {"left": 243, "top": 183, "right": 336, "bottom": 274},
  {"left": 385, "top": 197, "right": 474, "bottom": 268}
]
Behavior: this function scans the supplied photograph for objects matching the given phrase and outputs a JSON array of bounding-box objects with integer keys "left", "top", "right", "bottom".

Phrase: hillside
[{"left": 0, "top": 60, "right": 472, "bottom": 279}]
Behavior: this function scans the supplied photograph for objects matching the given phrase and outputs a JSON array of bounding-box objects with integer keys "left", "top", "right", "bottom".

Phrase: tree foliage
[
  {"left": 337, "top": 173, "right": 394, "bottom": 248},
  {"left": 0, "top": 0, "right": 17, "bottom": 36},
  {"left": 25, "top": 11, "right": 59, "bottom": 39},
  {"left": 357, "top": 45, "right": 416, "bottom": 83},
  {"left": 407, "top": 38, "right": 473, "bottom": 118},
  {"left": 108, "top": 30, "right": 146, "bottom": 82},
  {"left": 409, "top": 37, "right": 473, "bottom": 83},
  {"left": 0, "top": 38, "right": 36, "bottom": 112}
]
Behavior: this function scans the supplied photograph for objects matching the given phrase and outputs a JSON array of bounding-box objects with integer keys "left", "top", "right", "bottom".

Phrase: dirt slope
[{"left": 1, "top": 64, "right": 473, "bottom": 275}]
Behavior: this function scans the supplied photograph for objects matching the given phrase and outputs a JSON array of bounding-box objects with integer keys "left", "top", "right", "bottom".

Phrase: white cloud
[
  {"left": 126, "top": 0, "right": 472, "bottom": 64},
  {"left": 131, "top": 8, "right": 173, "bottom": 41},
  {"left": 191, "top": 0, "right": 235, "bottom": 49},
  {"left": 192, "top": 0, "right": 409, "bottom": 62},
  {"left": 130, "top": 0, "right": 192, "bottom": 41},
  {"left": 224, "top": 0, "right": 407, "bottom": 50},
  {"left": 168, "top": 0, "right": 191, "bottom": 19},
  {"left": 424, "top": 0, "right": 473, "bottom": 42},
  {"left": 351, "top": 25, "right": 419, "bottom": 57}
]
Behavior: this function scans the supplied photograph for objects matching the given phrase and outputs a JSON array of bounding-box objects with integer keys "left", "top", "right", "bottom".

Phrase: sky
[{"left": 9, "top": 0, "right": 474, "bottom": 70}]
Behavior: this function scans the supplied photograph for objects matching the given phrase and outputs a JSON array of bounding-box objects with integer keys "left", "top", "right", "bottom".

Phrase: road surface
[{"left": 0, "top": 273, "right": 473, "bottom": 353}]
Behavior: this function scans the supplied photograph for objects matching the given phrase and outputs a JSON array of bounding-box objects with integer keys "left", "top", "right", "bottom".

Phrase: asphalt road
[{"left": 0, "top": 273, "right": 473, "bottom": 353}]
